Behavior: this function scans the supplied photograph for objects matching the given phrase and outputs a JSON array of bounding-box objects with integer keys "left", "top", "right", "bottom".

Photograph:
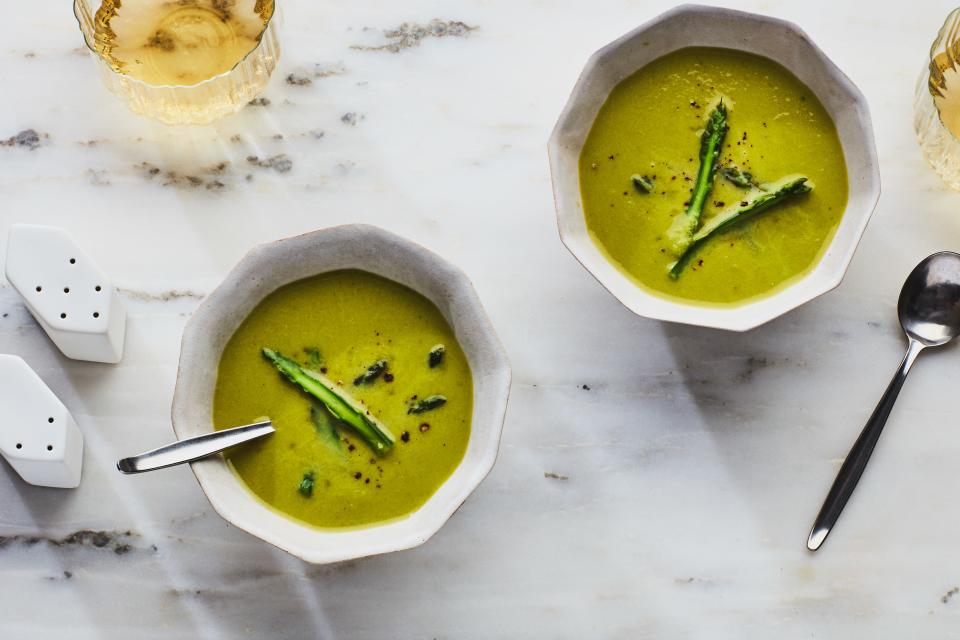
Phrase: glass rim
[
  {"left": 925, "top": 6, "right": 960, "bottom": 143},
  {"left": 72, "top": 0, "right": 278, "bottom": 91},
  {"left": 930, "top": 7, "right": 960, "bottom": 60}
]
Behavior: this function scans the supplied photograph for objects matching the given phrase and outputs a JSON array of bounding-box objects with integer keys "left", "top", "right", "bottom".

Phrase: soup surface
[
  {"left": 579, "top": 47, "right": 849, "bottom": 305},
  {"left": 214, "top": 270, "right": 472, "bottom": 529}
]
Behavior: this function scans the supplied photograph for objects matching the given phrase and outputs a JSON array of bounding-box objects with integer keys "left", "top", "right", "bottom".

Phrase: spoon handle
[
  {"left": 807, "top": 339, "right": 925, "bottom": 551},
  {"left": 117, "top": 420, "right": 275, "bottom": 474}
]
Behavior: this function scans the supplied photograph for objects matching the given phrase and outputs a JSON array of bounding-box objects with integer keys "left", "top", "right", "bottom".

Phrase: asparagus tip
[{"left": 428, "top": 344, "right": 446, "bottom": 368}]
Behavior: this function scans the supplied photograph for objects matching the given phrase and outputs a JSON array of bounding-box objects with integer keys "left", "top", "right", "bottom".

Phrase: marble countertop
[{"left": 2, "top": 0, "right": 960, "bottom": 637}]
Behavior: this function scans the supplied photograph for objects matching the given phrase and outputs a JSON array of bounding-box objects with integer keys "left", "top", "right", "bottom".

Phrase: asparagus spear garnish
[
  {"left": 353, "top": 359, "right": 387, "bottom": 385},
  {"left": 263, "top": 348, "right": 395, "bottom": 454},
  {"left": 428, "top": 344, "right": 446, "bottom": 368},
  {"left": 666, "top": 100, "right": 729, "bottom": 254},
  {"left": 668, "top": 175, "right": 813, "bottom": 279},
  {"left": 408, "top": 395, "right": 447, "bottom": 414},
  {"left": 720, "top": 165, "right": 757, "bottom": 189},
  {"left": 631, "top": 174, "right": 654, "bottom": 194}
]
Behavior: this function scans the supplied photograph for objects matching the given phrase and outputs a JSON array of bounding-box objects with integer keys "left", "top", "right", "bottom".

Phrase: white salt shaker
[
  {"left": 4, "top": 224, "right": 126, "bottom": 363},
  {"left": 0, "top": 354, "right": 83, "bottom": 488}
]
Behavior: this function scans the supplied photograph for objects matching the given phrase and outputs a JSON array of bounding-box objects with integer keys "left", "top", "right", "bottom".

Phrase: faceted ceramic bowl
[
  {"left": 172, "top": 225, "right": 511, "bottom": 563},
  {"left": 548, "top": 4, "right": 881, "bottom": 331}
]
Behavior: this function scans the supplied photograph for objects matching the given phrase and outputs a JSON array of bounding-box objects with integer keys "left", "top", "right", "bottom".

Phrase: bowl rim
[
  {"left": 171, "top": 224, "right": 512, "bottom": 563},
  {"left": 548, "top": 3, "right": 882, "bottom": 332}
]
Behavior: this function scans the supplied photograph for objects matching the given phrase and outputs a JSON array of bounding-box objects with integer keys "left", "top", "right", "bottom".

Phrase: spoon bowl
[{"left": 898, "top": 251, "right": 960, "bottom": 346}]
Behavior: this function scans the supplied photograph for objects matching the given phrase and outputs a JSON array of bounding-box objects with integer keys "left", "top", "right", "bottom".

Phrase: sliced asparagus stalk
[
  {"left": 668, "top": 175, "right": 813, "bottom": 279},
  {"left": 408, "top": 395, "right": 447, "bottom": 414},
  {"left": 304, "top": 347, "right": 323, "bottom": 367},
  {"left": 353, "top": 359, "right": 387, "bottom": 385},
  {"left": 298, "top": 471, "right": 316, "bottom": 497},
  {"left": 428, "top": 344, "right": 446, "bottom": 368},
  {"left": 665, "top": 101, "right": 729, "bottom": 254},
  {"left": 720, "top": 165, "right": 757, "bottom": 189},
  {"left": 631, "top": 174, "right": 654, "bottom": 194},
  {"left": 310, "top": 403, "right": 342, "bottom": 454},
  {"left": 263, "top": 348, "right": 395, "bottom": 454}
]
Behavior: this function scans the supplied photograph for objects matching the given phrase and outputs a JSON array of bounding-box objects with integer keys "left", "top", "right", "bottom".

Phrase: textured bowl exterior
[
  {"left": 171, "top": 225, "right": 511, "bottom": 563},
  {"left": 548, "top": 4, "right": 881, "bottom": 331}
]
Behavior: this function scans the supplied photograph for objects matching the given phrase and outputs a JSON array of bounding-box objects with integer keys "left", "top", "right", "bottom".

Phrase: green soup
[
  {"left": 579, "top": 47, "right": 849, "bottom": 305},
  {"left": 213, "top": 270, "right": 473, "bottom": 529}
]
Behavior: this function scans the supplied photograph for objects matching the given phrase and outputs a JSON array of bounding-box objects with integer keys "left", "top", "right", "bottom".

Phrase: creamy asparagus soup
[
  {"left": 579, "top": 47, "right": 848, "bottom": 305},
  {"left": 213, "top": 270, "right": 473, "bottom": 529}
]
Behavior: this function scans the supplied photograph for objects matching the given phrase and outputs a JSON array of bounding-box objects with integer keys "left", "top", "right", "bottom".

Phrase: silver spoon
[
  {"left": 117, "top": 420, "right": 275, "bottom": 474},
  {"left": 807, "top": 252, "right": 960, "bottom": 551}
]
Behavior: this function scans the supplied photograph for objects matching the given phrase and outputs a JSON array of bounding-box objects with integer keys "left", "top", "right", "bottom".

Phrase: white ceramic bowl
[
  {"left": 548, "top": 4, "right": 881, "bottom": 331},
  {"left": 171, "top": 225, "right": 511, "bottom": 563}
]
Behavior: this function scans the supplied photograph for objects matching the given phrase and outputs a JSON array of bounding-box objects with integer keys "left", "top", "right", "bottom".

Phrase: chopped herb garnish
[
  {"left": 408, "top": 394, "right": 447, "bottom": 414},
  {"left": 428, "top": 344, "right": 446, "bottom": 368},
  {"left": 353, "top": 359, "right": 387, "bottom": 385},
  {"left": 298, "top": 471, "right": 316, "bottom": 497}
]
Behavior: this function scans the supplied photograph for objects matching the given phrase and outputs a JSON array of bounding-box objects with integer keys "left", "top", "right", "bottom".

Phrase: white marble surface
[{"left": 1, "top": 0, "right": 960, "bottom": 637}]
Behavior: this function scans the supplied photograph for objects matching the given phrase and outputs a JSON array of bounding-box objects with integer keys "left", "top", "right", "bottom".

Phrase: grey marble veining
[{"left": 3, "top": 0, "right": 960, "bottom": 637}]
